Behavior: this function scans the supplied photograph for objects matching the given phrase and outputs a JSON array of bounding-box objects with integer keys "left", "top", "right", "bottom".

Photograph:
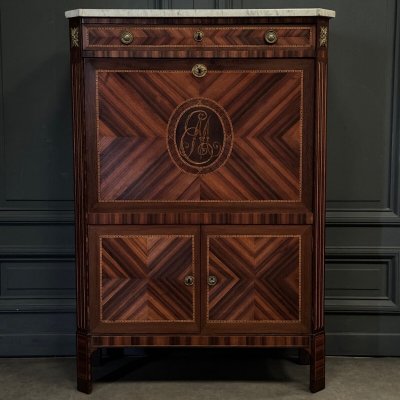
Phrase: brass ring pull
[
  {"left": 184, "top": 275, "right": 194, "bottom": 286},
  {"left": 194, "top": 30, "right": 204, "bottom": 42},
  {"left": 192, "top": 64, "right": 207, "bottom": 78},
  {"left": 264, "top": 30, "right": 278, "bottom": 44},
  {"left": 208, "top": 276, "right": 218, "bottom": 286},
  {"left": 120, "top": 31, "right": 134, "bottom": 45}
]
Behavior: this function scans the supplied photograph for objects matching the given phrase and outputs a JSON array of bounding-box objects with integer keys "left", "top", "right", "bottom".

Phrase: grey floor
[{"left": 0, "top": 350, "right": 399, "bottom": 400}]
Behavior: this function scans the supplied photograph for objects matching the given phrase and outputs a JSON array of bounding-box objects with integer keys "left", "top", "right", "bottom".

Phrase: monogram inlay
[{"left": 167, "top": 98, "right": 233, "bottom": 174}]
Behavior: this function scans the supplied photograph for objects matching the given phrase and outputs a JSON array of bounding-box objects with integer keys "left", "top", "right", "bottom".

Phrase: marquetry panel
[
  {"left": 88, "top": 226, "right": 200, "bottom": 333},
  {"left": 202, "top": 226, "right": 311, "bottom": 333},
  {"left": 90, "top": 59, "right": 312, "bottom": 207},
  {"left": 84, "top": 25, "right": 314, "bottom": 49}
]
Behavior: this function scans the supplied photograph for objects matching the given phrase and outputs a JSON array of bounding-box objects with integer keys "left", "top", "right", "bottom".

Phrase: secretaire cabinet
[{"left": 66, "top": 8, "right": 335, "bottom": 394}]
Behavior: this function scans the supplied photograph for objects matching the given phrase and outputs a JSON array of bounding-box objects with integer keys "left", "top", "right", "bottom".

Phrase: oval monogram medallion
[{"left": 167, "top": 98, "right": 233, "bottom": 174}]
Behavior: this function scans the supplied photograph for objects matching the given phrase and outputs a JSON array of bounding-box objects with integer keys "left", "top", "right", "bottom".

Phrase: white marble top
[{"left": 65, "top": 8, "right": 335, "bottom": 19}]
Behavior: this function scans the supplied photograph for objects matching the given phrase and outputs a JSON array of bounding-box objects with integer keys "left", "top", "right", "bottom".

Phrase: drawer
[{"left": 83, "top": 25, "right": 315, "bottom": 50}]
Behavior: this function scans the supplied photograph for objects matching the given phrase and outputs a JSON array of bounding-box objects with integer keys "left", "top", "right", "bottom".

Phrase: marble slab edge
[{"left": 65, "top": 8, "right": 336, "bottom": 19}]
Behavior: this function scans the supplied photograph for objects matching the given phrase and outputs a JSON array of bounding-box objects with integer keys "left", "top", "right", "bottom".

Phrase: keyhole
[{"left": 194, "top": 31, "right": 204, "bottom": 42}]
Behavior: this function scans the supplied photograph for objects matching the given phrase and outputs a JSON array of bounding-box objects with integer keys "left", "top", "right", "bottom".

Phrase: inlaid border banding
[
  {"left": 206, "top": 234, "right": 302, "bottom": 323},
  {"left": 95, "top": 69, "right": 303, "bottom": 203},
  {"left": 85, "top": 26, "right": 314, "bottom": 49},
  {"left": 99, "top": 234, "right": 196, "bottom": 323}
]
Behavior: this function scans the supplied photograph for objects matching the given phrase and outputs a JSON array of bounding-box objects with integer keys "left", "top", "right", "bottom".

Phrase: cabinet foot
[
  {"left": 77, "top": 333, "right": 93, "bottom": 394},
  {"left": 77, "top": 378, "right": 92, "bottom": 394},
  {"left": 309, "top": 332, "right": 325, "bottom": 393}
]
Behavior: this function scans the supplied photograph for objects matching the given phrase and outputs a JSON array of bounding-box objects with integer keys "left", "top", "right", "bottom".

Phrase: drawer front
[
  {"left": 83, "top": 25, "right": 315, "bottom": 50},
  {"left": 86, "top": 58, "right": 313, "bottom": 212},
  {"left": 201, "top": 225, "right": 311, "bottom": 334},
  {"left": 89, "top": 225, "right": 201, "bottom": 333}
]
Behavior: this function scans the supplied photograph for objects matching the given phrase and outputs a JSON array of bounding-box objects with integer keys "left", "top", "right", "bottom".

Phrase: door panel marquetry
[
  {"left": 90, "top": 59, "right": 312, "bottom": 207},
  {"left": 89, "top": 226, "right": 200, "bottom": 333},
  {"left": 202, "top": 226, "right": 311, "bottom": 333}
]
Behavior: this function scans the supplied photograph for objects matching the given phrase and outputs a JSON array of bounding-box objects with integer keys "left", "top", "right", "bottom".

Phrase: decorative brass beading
[
  {"left": 70, "top": 27, "right": 79, "bottom": 48},
  {"left": 319, "top": 26, "right": 328, "bottom": 47}
]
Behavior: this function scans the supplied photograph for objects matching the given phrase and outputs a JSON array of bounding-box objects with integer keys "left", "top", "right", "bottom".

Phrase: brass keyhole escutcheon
[
  {"left": 194, "top": 30, "right": 204, "bottom": 42},
  {"left": 184, "top": 275, "right": 194, "bottom": 286},
  {"left": 192, "top": 64, "right": 207, "bottom": 78},
  {"left": 120, "top": 31, "right": 134, "bottom": 45},
  {"left": 264, "top": 30, "right": 278, "bottom": 44},
  {"left": 208, "top": 276, "right": 218, "bottom": 286}
]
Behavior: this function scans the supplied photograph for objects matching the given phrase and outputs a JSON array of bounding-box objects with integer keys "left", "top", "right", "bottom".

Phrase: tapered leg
[
  {"left": 77, "top": 333, "right": 93, "bottom": 394},
  {"left": 298, "top": 348, "right": 310, "bottom": 365},
  {"left": 310, "top": 332, "right": 325, "bottom": 393}
]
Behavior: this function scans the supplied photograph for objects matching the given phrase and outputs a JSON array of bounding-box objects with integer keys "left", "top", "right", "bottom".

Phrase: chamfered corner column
[
  {"left": 309, "top": 16, "right": 329, "bottom": 394},
  {"left": 310, "top": 331, "right": 325, "bottom": 393},
  {"left": 70, "top": 16, "right": 93, "bottom": 395},
  {"left": 77, "top": 333, "right": 94, "bottom": 394}
]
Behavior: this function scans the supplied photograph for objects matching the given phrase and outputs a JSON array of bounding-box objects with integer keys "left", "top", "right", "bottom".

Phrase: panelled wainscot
[{"left": 66, "top": 8, "right": 335, "bottom": 394}]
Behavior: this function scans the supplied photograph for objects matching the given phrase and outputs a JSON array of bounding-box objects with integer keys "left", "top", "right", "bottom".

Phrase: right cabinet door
[{"left": 202, "top": 226, "right": 311, "bottom": 334}]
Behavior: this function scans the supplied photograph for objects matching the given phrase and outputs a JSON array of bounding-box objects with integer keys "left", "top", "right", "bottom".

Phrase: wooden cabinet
[{"left": 67, "top": 8, "right": 334, "bottom": 394}]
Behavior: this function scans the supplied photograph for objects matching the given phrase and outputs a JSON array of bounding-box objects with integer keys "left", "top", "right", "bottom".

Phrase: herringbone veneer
[
  {"left": 97, "top": 69, "right": 303, "bottom": 202},
  {"left": 207, "top": 235, "right": 301, "bottom": 322},
  {"left": 100, "top": 235, "right": 194, "bottom": 322},
  {"left": 86, "top": 26, "right": 313, "bottom": 48}
]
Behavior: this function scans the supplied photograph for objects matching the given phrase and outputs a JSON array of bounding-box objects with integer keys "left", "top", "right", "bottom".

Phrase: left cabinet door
[{"left": 88, "top": 225, "right": 201, "bottom": 333}]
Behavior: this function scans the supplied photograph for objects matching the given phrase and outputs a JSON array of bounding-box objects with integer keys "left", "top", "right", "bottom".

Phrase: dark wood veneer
[
  {"left": 91, "top": 335, "right": 310, "bottom": 348},
  {"left": 69, "top": 14, "right": 331, "bottom": 394},
  {"left": 88, "top": 225, "right": 201, "bottom": 334},
  {"left": 85, "top": 57, "right": 314, "bottom": 213},
  {"left": 88, "top": 212, "right": 313, "bottom": 225},
  {"left": 84, "top": 25, "right": 314, "bottom": 49},
  {"left": 201, "top": 225, "right": 311, "bottom": 334}
]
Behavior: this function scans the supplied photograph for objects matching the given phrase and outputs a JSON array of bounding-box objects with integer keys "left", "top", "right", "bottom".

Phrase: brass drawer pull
[
  {"left": 184, "top": 275, "right": 194, "bottom": 286},
  {"left": 192, "top": 64, "right": 207, "bottom": 78},
  {"left": 265, "top": 30, "right": 278, "bottom": 44},
  {"left": 120, "top": 31, "right": 134, "bottom": 45},
  {"left": 208, "top": 276, "right": 218, "bottom": 286},
  {"left": 194, "top": 30, "right": 204, "bottom": 42}
]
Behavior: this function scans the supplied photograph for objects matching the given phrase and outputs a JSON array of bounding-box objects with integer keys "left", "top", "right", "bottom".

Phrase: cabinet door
[
  {"left": 85, "top": 58, "right": 313, "bottom": 213},
  {"left": 89, "top": 226, "right": 200, "bottom": 333},
  {"left": 201, "top": 226, "right": 311, "bottom": 334}
]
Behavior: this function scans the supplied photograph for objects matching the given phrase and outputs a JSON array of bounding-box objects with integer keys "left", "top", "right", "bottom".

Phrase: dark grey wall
[{"left": 0, "top": 0, "right": 399, "bottom": 356}]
